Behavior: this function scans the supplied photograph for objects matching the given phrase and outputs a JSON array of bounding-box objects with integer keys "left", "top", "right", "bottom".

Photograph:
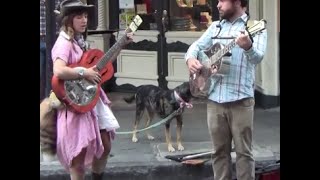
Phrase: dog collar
[{"left": 174, "top": 91, "right": 193, "bottom": 109}]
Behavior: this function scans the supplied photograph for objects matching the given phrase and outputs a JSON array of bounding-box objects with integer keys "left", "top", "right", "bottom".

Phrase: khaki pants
[{"left": 207, "top": 98, "right": 255, "bottom": 180}]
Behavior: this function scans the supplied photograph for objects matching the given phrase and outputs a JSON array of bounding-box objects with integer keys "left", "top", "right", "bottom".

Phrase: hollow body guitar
[
  {"left": 51, "top": 15, "right": 143, "bottom": 113},
  {"left": 189, "top": 19, "right": 267, "bottom": 98}
]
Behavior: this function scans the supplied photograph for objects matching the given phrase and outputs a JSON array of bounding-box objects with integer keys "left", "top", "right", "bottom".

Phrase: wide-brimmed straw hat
[{"left": 54, "top": 0, "right": 94, "bottom": 18}]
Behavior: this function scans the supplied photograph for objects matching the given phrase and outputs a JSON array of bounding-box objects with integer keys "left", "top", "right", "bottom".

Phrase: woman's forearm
[{"left": 53, "top": 59, "right": 82, "bottom": 80}]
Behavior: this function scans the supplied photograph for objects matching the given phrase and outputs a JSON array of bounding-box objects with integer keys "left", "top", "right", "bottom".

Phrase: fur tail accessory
[{"left": 40, "top": 91, "right": 64, "bottom": 162}]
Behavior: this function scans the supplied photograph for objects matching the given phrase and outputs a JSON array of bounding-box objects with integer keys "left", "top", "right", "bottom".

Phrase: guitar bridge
[{"left": 64, "top": 79, "right": 98, "bottom": 106}]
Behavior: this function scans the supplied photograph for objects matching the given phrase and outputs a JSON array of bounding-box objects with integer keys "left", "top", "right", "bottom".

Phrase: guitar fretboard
[
  {"left": 209, "top": 19, "right": 266, "bottom": 65},
  {"left": 211, "top": 40, "right": 236, "bottom": 64},
  {"left": 96, "top": 29, "right": 131, "bottom": 71}
]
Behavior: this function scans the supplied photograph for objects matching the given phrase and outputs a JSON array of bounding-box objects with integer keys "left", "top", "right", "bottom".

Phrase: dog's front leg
[
  {"left": 144, "top": 111, "right": 155, "bottom": 140},
  {"left": 165, "top": 123, "right": 175, "bottom": 152},
  {"left": 132, "top": 107, "right": 145, "bottom": 143},
  {"left": 132, "top": 123, "right": 139, "bottom": 142},
  {"left": 176, "top": 115, "right": 184, "bottom": 151}
]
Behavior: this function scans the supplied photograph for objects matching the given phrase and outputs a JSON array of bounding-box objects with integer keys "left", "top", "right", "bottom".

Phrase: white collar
[
  {"left": 59, "top": 31, "right": 71, "bottom": 40},
  {"left": 174, "top": 91, "right": 193, "bottom": 109}
]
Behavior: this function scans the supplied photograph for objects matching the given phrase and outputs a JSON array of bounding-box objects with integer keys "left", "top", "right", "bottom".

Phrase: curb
[{"left": 40, "top": 159, "right": 278, "bottom": 180}]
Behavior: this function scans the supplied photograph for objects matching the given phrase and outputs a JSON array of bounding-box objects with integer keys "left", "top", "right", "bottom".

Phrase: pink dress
[{"left": 51, "top": 31, "right": 119, "bottom": 171}]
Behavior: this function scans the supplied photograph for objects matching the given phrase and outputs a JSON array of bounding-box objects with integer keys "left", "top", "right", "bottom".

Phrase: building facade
[{"left": 85, "top": 0, "right": 280, "bottom": 108}]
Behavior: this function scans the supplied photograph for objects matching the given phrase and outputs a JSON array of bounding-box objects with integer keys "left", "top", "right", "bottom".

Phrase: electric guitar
[
  {"left": 51, "top": 15, "right": 143, "bottom": 113},
  {"left": 189, "top": 19, "right": 267, "bottom": 98}
]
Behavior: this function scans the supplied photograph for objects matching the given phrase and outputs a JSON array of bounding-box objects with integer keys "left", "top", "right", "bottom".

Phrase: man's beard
[{"left": 219, "top": 7, "right": 236, "bottom": 20}]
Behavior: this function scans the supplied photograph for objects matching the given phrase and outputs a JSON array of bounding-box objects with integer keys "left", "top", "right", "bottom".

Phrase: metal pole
[
  {"left": 45, "top": 0, "right": 56, "bottom": 97},
  {"left": 96, "top": 0, "right": 106, "bottom": 30}
]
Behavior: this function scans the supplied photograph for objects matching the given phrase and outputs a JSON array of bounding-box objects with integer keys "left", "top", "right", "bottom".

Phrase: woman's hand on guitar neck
[
  {"left": 125, "top": 32, "right": 134, "bottom": 44},
  {"left": 187, "top": 58, "right": 203, "bottom": 74},
  {"left": 83, "top": 65, "right": 101, "bottom": 84}
]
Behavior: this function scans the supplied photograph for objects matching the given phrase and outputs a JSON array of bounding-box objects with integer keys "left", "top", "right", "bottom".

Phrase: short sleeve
[{"left": 51, "top": 36, "right": 72, "bottom": 64}]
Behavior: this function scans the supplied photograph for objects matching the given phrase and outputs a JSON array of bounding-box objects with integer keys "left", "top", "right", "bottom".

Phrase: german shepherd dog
[{"left": 124, "top": 82, "right": 193, "bottom": 152}]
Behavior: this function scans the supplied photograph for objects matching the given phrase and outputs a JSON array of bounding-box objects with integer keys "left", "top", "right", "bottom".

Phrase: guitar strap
[
  {"left": 244, "top": 15, "right": 254, "bottom": 43},
  {"left": 212, "top": 13, "right": 254, "bottom": 42},
  {"left": 212, "top": 18, "right": 223, "bottom": 39}
]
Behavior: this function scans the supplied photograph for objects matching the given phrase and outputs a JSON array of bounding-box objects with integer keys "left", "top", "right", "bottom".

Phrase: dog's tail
[{"left": 123, "top": 94, "right": 136, "bottom": 104}]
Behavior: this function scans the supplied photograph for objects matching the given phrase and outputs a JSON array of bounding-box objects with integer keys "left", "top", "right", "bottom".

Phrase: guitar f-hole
[
  {"left": 87, "top": 56, "right": 99, "bottom": 64},
  {"left": 101, "top": 68, "right": 108, "bottom": 76}
]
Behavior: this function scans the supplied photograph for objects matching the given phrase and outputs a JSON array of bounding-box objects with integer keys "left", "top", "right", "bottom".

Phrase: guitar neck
[
  {"left": 207, "top": 19, "right": 266, "bottom": 66},
  {"left": 96, "top": 29, "right": 131, "bottom": 71},
  {"left": 211, "top": 39, "right": 236, "bottom": 65}
]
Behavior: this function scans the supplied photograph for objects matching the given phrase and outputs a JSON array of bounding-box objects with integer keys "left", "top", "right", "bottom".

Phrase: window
[{"left": 168, "top": 0, "right": 213, "bottom": 32}]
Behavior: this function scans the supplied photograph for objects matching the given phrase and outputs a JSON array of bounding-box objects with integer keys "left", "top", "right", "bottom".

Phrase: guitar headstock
[
  {"left": 128, "top": 15, "right": 143, "bottom": 33},
  {"left": 247, "top": 19, "right": 267, "bottom": 36}
]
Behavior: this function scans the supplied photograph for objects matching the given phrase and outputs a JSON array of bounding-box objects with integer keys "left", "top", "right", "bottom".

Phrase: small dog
[
  {"left": 123, "top": 82, "right": 193, "bottom": 152},
  {"left": 40, "top": 92, "right": 64, "bottom": 161}
]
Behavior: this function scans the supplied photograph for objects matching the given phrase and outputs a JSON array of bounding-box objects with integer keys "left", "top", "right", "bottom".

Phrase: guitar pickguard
[
  {"left": 204, "top": 42, "right": 224, "bottom": 60},
  {"left": 199, "top": 42, "right": 231, "bottom": 76}
]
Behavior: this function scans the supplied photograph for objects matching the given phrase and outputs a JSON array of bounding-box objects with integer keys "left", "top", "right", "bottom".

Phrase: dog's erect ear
[{"left": 175, "top": 82, "right": 190, "bottom": 91}]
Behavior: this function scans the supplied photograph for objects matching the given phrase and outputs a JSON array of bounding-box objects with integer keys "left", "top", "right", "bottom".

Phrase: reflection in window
[{"left": 169, "top": 0, "right": 213, "bottom": 32}]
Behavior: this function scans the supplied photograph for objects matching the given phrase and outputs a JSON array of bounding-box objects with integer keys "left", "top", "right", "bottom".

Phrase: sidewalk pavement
[{"left": 40, "top": 92, "right": 280, "bottom": 180}]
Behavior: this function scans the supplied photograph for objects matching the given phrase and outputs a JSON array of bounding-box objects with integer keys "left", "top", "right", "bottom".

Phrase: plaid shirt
[
  {"left": 185, "top": 13, "right": 267, "bottom": 103},
  {"left": 40, "top": 0, "right": 61, "bottom": 36}
]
